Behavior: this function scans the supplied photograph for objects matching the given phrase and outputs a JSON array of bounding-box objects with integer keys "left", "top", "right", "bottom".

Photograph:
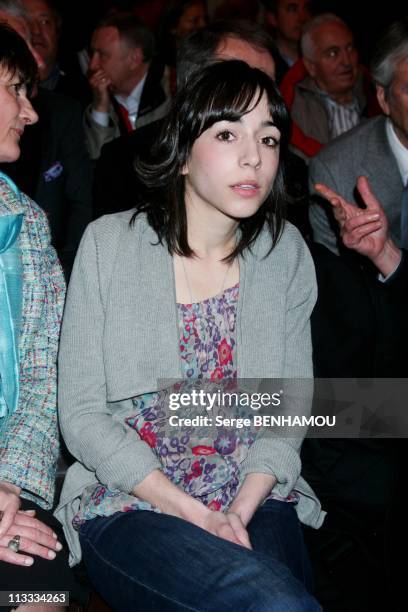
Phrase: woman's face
[
  {"left": 0, "top": 68, "right": 38, "bottom": 163},
  {"left": 183, "top": 92, "right": 281, "bottom": 223}
]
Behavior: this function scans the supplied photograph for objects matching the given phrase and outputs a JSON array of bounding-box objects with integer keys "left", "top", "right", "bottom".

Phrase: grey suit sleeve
[
  {"left": 58, "top": 223, "right": 161, "bottom": 494},
  {"left": 308, "top": 156, "right": 342, "bottom": 255},
  {"left": 83, "top": 105, "right": 119, "bottom": 160}
]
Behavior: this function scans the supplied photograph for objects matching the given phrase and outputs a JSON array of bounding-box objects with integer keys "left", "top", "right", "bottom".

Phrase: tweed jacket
[
  {"left": 55, "top": 212, "right": 325, "bottom": 565},
  {"left": 309, "top": 116, "right": 404, "bottom": 255},
  {"left": 0, "top": 175, "right": 66, "bottom": 509}
]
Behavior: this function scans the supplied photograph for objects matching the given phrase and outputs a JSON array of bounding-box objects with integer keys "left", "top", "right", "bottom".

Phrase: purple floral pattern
[{"left": 72, "top": 284, "right": 297, "bottom": 530}]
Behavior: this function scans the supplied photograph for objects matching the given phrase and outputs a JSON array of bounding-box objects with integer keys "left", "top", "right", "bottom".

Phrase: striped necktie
[{"left": 401, "top": 180, "right": 408, "bottom": 249}]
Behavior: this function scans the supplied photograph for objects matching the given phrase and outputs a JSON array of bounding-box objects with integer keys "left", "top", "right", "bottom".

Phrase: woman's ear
[{"left": 181, "top": 163, "right": 188, "bottom": 176}]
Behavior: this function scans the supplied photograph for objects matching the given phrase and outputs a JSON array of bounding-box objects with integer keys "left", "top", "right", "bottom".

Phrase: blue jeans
[{"left": 79, "top": 500, "right": 321, "bottom": 611}]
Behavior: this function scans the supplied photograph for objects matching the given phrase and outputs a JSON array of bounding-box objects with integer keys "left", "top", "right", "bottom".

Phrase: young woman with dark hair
[{"left": 57, "top": 60, "right": 324, "bottom": 611}]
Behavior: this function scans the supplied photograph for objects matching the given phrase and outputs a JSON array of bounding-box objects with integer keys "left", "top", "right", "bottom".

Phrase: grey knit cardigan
[{"left": 55, "top": 212, "right": 325, "bottom": 566}]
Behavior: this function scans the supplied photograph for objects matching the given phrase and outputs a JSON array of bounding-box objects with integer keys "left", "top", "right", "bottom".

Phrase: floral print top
[{"left": 72, "top": 284, "right": 297, "bottom": 529}]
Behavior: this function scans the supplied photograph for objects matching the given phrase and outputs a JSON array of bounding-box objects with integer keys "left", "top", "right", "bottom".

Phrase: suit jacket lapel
[{"left": 360, "top": 117, "right": 404, "bottom": 242}]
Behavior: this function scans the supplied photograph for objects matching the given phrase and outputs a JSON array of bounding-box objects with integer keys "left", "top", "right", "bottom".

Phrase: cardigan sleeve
[
  {"left": 0, "top": 197, "right": 65, "bottom": 509},
  {"left": 58, "top": 221, "right": 161, "bottom": 494},
  {"left": 240, "top": 229, "right": 317, "bottom": 497}
]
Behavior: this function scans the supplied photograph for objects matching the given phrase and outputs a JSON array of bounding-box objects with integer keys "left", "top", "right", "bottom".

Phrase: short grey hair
[
  {"left": 301, "top": 13, "right": 348, "bottom": 61},
  {"left": 370, "top": 18, "right": 408, "bottom": 94},
  {"left": 0, "top": 0, "right": 28, "bottom": 20}
]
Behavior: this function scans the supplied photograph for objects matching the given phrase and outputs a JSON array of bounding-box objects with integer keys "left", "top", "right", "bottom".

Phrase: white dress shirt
[
  {"left": 91, "top": 73, "right": 148, "bottom": 128},
  {"left": 386, "top": 118, "right": 408, "bottom": 185}
]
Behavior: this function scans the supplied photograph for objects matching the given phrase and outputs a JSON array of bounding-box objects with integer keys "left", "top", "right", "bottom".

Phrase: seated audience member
[
  {"left": 93, "top": 19, "right": 311, "bottom": 237},
  {"left": 85, "top": 11, "right": 171, "bottom": 160},
  {"left": 157, "top": 0, "right": 208, "bottom": 93},
  {"left": 21, "top": 0, "right": 91, "bottom": 106},
  {"left": 281, "top": 13, "right": 379, "bottom": 161},
  {"left": 0, "top": 0, "right": 93, "bottom": 280},
  {"left": 301, "top": 20, "right": 408, "bottom": 609},
  {"left": 0, "top": 23, "right": 81, "bottom": 611},
  {"left": 307, "top": 176, "right": 406, "bottom": 611},
  {"left": 0, "top": 0, "right": 42, "bottom": 65},
  {"left": 56, "top": 60, "right": 323, "bottom": 612},
  {"left": 262, "top": 0, "right": 312, "bottom": 83},
  {"left": 309, "top": 17, "right": 408, "bottom": 256}
]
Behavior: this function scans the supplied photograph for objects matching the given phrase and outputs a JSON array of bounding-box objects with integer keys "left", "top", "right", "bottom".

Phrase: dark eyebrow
[{"left": 216, "top": 117, "right": 276, "bottom": 127}]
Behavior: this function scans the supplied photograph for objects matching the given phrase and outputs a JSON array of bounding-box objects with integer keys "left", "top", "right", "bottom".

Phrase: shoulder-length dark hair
[
  {"left": 0, "top": 23, "right": 37, "bottom": 96},
  {"left": 133, "top": 59, "right": 291, "bottom": 260}
]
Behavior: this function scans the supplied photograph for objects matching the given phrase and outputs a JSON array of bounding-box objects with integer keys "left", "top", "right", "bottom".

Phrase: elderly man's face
[
  {"left": 0, "top": 10, "right": 44, "bottom": 72},
  {"left": 377, "top": 58, "right": 408, "bottom": 149},
  {"left": 216, "top": 37, "right": 276, "bottom": 80},
  {"left": 22, "top": 0, "right": 59, "bottom": 81},
  {"left": 303, "top": 21, "right": 358, "bottom": 101}
]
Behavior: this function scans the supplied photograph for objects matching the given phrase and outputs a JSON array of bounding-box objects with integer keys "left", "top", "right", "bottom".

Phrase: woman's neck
[
  {"left": 185, "top": 203, "right": 238, "bottom": 260},
  {"left": 174, "top": 204, "right": 240, "bottom": 304}
]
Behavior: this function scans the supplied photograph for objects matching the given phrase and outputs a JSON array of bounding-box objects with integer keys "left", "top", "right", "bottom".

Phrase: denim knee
[{"left": 213, "top": 556, "right": 321, "bottom": 612}]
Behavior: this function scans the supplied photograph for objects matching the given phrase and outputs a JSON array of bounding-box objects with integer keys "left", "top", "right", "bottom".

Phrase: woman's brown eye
[{"left": 216, "top": 131, "right": 233, "bottom": 141}]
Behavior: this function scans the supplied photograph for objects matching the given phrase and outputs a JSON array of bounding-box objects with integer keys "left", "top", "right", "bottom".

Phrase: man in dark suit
[
  {"left": 85, "top": 11, "right": 170, "bottom": 160},
  {"left": 0, "top": 0, "right": 93, "bottom": 279},
  {"left": 22, "top": 0, "right": 91, "bottom": 107},
  {"left": 309, "top": 21, "right": 408, "bottom": 255},
  {"left": 1, "top": 88, "right": 92, "bottom": 279},
  {"left": 302, "top": 20, "right": 408, "bottom": 610}
]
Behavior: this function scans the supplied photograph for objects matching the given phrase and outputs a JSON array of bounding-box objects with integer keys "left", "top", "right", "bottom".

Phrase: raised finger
[
  {"left": 356, "top": 176, "right": 382, "bottom": 212},
  {"left": 314, "top": 183, "right": 345, "bottom": 206},
  {"left": 0, "top": 544, "right": 33, "bottom": 566}
]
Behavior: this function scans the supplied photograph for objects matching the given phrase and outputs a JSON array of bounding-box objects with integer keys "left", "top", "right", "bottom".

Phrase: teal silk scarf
[{"left": 0, "top": 171, "right": 23, "bottom": 427}]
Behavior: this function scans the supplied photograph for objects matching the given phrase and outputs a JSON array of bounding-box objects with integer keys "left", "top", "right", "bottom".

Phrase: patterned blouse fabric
[{"left": 73, "top": 284, "right": 297, "bottom": 528}]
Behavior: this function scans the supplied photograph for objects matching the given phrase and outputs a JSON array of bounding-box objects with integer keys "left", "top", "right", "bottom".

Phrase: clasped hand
[
  {"left": 0, "top": 481, "right": 62, "bottom": 566},
  {"left": 202, "top": 509, "right": 252, "bottom": 550}
]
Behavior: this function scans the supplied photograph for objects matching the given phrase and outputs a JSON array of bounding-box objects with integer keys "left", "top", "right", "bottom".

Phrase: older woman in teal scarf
[{"left": 0, "top": 22, "right": 80, "bottom": 612}]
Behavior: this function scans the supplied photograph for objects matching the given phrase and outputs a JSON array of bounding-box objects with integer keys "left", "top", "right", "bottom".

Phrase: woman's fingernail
[
  {"left": 24, "top": 557, "right": 34, "bottom": 566},
  {"left": 48, "top": 550, "right": 56, "bottom": 559},
  {"left": 52, "top": 532, "right": 58, "bottom": 539},
  {"left": 55, "top": 542, "right": 63, "bottom": 551}
]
